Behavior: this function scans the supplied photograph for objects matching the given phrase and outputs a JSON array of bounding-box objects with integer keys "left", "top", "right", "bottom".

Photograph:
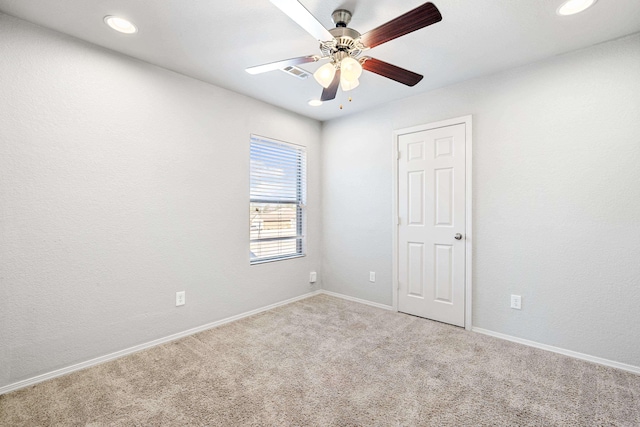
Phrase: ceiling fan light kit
[
  {"left": 246, "top": 0, "right": 443, "bottom": 104},
  {"left": 314, "top": 55, "right": 362, "bottom": 93}
]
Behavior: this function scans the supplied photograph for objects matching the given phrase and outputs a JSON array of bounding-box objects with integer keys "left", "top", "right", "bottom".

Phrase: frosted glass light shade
[
  {"left": 340, "top": 77, "right": 360, "bottom": 92},
  {"left": 340, "top": 57, "right": 363, "bottom": 82},
  {"left": 314, "top": 63, "right": 337, "bottom": 88}
]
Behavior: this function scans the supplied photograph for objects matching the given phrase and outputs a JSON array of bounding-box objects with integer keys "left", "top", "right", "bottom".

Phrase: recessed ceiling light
[
  {"left": 557, "top": 0, "right": 597, "bottom": 16},
  {"left": 308, "top": 100, "right": 323, "bottom": 107},
  {"left": 104, "top": 16, "right": 138, "bottom": 34}
]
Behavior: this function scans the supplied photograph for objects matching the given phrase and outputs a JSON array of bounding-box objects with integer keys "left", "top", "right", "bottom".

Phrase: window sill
[{"left": 250, "top": 254, "right": 306, "bottom": 265}]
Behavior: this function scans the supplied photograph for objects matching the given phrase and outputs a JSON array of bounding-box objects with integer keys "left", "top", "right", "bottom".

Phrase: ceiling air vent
[{"left": 281, "top": 65, "right": 310, "bottom": 80}]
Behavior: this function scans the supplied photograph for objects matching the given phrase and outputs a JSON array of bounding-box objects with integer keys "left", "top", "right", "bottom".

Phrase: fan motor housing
[{"left": 321, "top": 27, "right": 363, "bottom": 58}]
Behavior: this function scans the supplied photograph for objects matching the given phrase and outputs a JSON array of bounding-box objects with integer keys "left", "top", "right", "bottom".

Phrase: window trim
[{"left": 250, "top": 254, "right": 306, "bottom": 266}]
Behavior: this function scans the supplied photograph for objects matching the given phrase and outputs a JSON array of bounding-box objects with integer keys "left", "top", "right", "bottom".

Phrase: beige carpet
[{"left": 1, "top": 294, "right": 639, "bottom": 426}]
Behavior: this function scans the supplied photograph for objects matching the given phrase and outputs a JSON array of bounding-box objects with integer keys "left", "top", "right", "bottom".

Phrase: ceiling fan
[{"left": 246, "top": 0, "right": 442, "bottom": 103}]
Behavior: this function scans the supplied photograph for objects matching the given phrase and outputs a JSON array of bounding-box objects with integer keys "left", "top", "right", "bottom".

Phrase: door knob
[{"left": 454, "top": 233, "right": 463, "bottom": 240}]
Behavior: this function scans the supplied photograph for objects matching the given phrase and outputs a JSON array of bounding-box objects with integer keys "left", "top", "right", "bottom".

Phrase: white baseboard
[
  {"left": 6, "top": 292, "right": 635, "bottom": 396},
  {"left": 320, "top": 290, "right": 394, "bottom": 311},
  {"left": 472, "top": 327, "right": 640, "bottom": 375},
  {"left": 0, "top": 290, "right": 323, "bottom": 396}
]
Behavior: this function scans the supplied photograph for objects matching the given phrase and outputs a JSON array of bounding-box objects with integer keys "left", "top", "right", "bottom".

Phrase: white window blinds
[{"left": 250, "top": 135, "right": 306, "bottom": 264}]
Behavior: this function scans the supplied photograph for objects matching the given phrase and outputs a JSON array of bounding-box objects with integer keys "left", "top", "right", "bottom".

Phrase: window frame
[{"left": 249, "top": 134, "right": 307, "bottom": 265}]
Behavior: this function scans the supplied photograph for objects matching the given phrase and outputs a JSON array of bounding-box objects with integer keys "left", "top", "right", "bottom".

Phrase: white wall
[
  {"left": 322, "top": 33, "right": 640, "bottom": 367},
  {"left": 0, "top": 13, "right": 321, "bottom": 388}
]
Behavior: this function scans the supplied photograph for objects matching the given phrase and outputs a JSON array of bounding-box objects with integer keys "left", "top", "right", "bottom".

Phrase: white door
[{"left": 397, "top": 123, "right": 466, "bottom": 327}]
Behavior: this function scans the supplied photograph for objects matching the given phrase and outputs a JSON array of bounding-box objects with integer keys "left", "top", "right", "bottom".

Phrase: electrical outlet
[
  {"left": 176, "top": 291, "right": 186, "bottom": 307},
  {"left": 510, "top": 295, "right": 522, "bottom": 310},
  {"left": 309, "top": 271, "right": 317, "bottom": 283},
  {"left": 369, "top": 272, "right": 376, "bottom": 282}
]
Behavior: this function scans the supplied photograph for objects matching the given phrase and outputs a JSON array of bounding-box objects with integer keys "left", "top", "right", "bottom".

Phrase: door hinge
[
  {"left": 397, "top": 151, "right": 401, "bottom": 160},
  {"left": 397, "top": 217, "right": 400, "bottom": 226}
]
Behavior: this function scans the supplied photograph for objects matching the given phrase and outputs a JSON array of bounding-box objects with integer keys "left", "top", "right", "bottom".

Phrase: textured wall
[
  {"left": 0, "top": 14, "right": 321, "bottom": 388},
  {"left": 321, "top": 33, "right": 640, "bottom": 367}
]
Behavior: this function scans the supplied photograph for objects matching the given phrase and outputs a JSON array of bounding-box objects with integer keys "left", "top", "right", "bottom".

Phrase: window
[{"left": 250, "top": 135, "right": 306, "bottom": 264}]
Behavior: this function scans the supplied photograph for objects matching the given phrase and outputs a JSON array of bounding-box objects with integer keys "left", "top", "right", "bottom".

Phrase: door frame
[{"left": 392, "top": 115, "right": 473, "bottom": 330}]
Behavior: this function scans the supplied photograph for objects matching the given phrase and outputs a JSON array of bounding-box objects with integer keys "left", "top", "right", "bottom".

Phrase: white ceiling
[{"left": 1, "top": 0, "right": 639, "bottom": 121}]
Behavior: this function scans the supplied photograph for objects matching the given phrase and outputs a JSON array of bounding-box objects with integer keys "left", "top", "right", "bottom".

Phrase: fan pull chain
[{"left": 339, "top": 97, "right": 354, "bottom": 110}]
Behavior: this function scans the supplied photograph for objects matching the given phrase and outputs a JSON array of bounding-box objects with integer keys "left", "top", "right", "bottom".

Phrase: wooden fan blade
[
  {"left": 320, "top": 69, "right": 341, "bottom": 101},
  {"left": 361, "top": 57, "right": 424, "bottom": 86},
  {"left": 246, "top": 55, "right": 319, "bottom": 74},
  {"left": 359, "top": 2, "right": 442, "bottom": 49},
  {"left": 270, "top": 0, "right": 333, "bottom": 42}
]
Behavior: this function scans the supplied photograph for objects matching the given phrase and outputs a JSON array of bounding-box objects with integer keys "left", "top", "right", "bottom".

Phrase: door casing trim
[{"left": 391, "top": 115, "right": 473, "bottom": 330}]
